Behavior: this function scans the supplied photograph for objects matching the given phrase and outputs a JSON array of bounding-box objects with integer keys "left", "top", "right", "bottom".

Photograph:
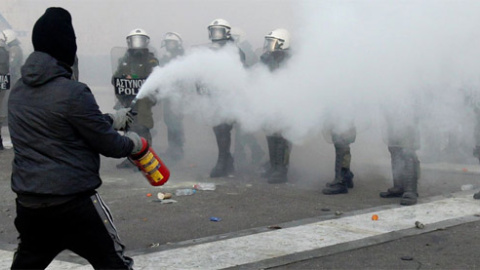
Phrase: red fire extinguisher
[{"left": 129, "top": 137, "right": 170, "bottom": 186}]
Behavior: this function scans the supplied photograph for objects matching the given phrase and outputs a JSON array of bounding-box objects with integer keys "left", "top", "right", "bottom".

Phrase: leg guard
[
  {"left": 210, "top": 123, "right": 234, "bottom": 178},
  {"left": 325, "top": 143, "right": 353, "bottom": 189},
  {"left": 400, "top": 149, "right": 419, "bottom": 205},
  {"left": 380, "top": 146, "right": 405, "bottom": 198},
  {"left": 261, "top": 136, "right": 276, "bottom": 178},
  {"left": 268, "top": 135, "right": 290, "bottom": 184}
]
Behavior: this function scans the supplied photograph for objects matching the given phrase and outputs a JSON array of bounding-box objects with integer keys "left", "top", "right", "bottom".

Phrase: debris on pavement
[
  {"left": 335, "top": 211, "right": 343, "bottom": 216},
  {"left": 268, "top": 225, "right": 282, "bottom": 230},
  {"left": 157, "top": 192, "right": 172, "bottom": 200},
  {"left": 149, "top": 243, "right": 159, "bottom": 248},
  {"left": 461, "top": 184, "right": 474, "bottom": 191},
  {"left": 401, "top": 256, "right": 414, "bottom": 261},
  {"left": 371, "top": 214, "right": 379, "bottom": 221},
  {"left": 152, "top": 199, "right": 177, "bottom": 204},
  {"left": 193, "top": 182, "right": 216, "bottom": 191},
  {"left": 415, "top": 221, "right": 425, "bottom": 229},
  {"left": 175, "top": 189, "right": 196, "bottom": 196},
  {"left": 210, "top": 217, "right": 221, "bottom": 222}
]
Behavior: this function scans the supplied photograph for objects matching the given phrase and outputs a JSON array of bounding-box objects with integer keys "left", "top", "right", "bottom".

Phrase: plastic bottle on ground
[
  {"left": 175, "top": 189, "right": 196, "bottom": 196},
  {"left": 194, "top": 183, "right": 216, "bottom": 191}
]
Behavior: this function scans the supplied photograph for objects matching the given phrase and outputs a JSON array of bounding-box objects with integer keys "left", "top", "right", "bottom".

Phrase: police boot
[
  {"left": 261, "top": 136, "right": 275, "bottom": 178},
  {"left": 268, "top": 136, "right": 289, "bottom": 184},
  {"left": 380, "top": 146, "right": 404, "bottom": 198},
  {"left": 322, "top": 168, "right": 349, "bottom": 194},
  {"left": 400, "top": 177, "right": 418, "bottom": 205},
  {"left": 400, "top": 154, "right": 419, "bottom": 206},
  {"left": 210, "top": 124, "right": 234, "bottom": 178},
  {"left": 326, "top": 144, "right": 353, "bottom": 188},
  {"left": 379, "top": 186, "right": 404, "bottom": 198}
]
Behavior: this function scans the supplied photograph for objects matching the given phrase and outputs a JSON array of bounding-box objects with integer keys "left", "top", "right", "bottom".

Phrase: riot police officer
[
  {"left": 207, "top": 18, "right": 246, "bottom": 178},
  {"left": 112, "top": 28, "right": 159, "bottom": 168},
  {"left": 0, "top": 33, "right": 10, "bottom": 150},
  {"left": 379, "top": 104, "right": 421, "bottom": 205},
  {"left": 158, "top": 32, "right": 186, "bottom": 162},
  {"left": 2, "top": 29, "right": 23, "bottom": 84},
  {"left": 259, "top": 28, "right": 292, "bottom": 184}
]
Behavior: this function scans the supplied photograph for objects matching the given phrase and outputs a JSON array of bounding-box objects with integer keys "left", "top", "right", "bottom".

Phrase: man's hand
[
  {"left": 109, "top": 108, "right": 134, "bottom": 131},
  {"left": 125, "top": 131, "right": 143, "bottom": 155}
]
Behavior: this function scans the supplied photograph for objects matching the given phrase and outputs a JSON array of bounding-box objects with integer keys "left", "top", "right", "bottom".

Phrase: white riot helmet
[
  {"left": 126, "top": 28, "right": 150, "bottom": 49},
  {"left": 161, "top": 32, "right": 183, "bottom": 51},
  {"left": 208, "top": 18, "right": 231, "bottom": 41},
  {"left": 263, "top": 28, "right": 290, "bottom": 53},
  {"left": 3, "top": 29, "right": 17, "bottom": 45}
]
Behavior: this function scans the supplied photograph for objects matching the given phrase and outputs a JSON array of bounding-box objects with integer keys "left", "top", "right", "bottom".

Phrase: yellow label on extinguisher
[
  {"left": 150, "top": 170, "right": 164, "bottom": 182},
  {"left": 138, "top": 152, "right": 154, "bottom": 165},
  {"left": 146, "top": 162, "right": 158, "bottom": 171},
  {"left": 137, "top": 152, "right": 164, "bottom": 183}
]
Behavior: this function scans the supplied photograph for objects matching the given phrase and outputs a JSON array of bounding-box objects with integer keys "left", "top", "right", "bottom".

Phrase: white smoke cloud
[{"left": 138, "top": 0, "right": 480, "bottom": 155}]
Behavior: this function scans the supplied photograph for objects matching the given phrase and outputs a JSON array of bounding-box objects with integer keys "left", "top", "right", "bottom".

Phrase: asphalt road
[{"left": 1, "top": 117, "right": 480, "bottom": 269}]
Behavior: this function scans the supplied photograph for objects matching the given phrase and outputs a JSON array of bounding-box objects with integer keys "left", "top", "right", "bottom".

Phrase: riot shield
[
  {"left": 110, "top": 46, "right": 157, "bottom": 108},
  {"left": 231, "top": 27, "right": 258, "bottom": 67}
]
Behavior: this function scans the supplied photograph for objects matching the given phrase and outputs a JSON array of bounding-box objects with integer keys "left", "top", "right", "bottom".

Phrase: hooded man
[{"left": 8, "top": 7, "right": 141, "bottom": 269}]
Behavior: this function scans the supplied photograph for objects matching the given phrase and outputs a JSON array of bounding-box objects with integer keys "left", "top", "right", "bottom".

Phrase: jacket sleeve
[{"left": 67, "top": 84, "right": 134, "bottom": 158}]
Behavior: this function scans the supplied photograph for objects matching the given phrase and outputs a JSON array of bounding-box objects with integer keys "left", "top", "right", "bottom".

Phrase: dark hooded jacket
[{"left": 8, "top": 52, "right": 134, "bottom": 198}]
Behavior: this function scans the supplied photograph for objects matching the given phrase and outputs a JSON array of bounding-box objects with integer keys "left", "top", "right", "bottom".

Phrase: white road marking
[
  {"left": 0, "top": 192, "right": 478, "bottom": 269},
  {"left": 0, "top": 250, "right": 92, "bottom": 270},
  {"left": 133, "top": 192, "right": 480, "bottom": 269}
]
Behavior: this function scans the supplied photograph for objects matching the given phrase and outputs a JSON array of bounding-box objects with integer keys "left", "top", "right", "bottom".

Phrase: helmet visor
[
  {"left": 263, "top": 38, "right": 284, "bottom": 53},
  {"left": 128, "top": 35, "right": 149, "bottom": 49},
  {"left": 164, "top": 40, "right": 179, "bottom": 51},
  {"left": 209, "top": 26, "right": 228, "bottom": 41}
]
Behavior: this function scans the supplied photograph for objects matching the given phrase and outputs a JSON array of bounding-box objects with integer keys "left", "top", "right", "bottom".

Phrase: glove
[
  {"left": 125, "top": 131, "right": 144, "bottom": 155},
  {"left": 109, "top": 108, "right": 134, "bottom": 131}
]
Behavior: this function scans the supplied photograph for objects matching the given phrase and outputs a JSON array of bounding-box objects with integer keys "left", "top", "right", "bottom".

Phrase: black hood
[
  {"left": 21, "top": 51, "right": 72, "bottom": 87},
  {"left": 32, "top": 7, "right": 77, "bottom": 66}
]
